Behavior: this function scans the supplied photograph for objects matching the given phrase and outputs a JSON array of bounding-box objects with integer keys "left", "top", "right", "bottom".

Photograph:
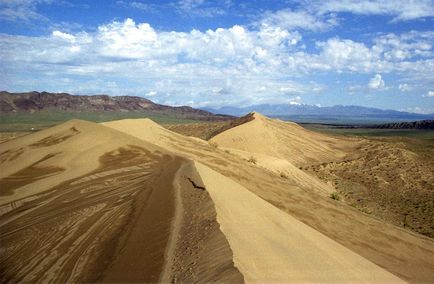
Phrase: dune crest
[
  {"left": 2, "top": 116, "right": 433, "bottom": 283},
  {"left": 0, "top": 119, "right": 177, "bottom": 206},
  {"left": 194, "top": 161, "right": 405, "bottom": 283},
  {"left": 105, "top": 116, "right": 434, "bottom": 282},
  {"left": 210, "top": 111, "right": 355, "bottom": 166}
]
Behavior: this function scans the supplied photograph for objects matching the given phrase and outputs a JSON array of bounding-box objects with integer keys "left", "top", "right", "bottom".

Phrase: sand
[
  {"left": 210, "top": 112, "right": 356, "bottom": 166},
  {"left": 0, "top": 119, "right": 243, "bottom": 283},
  {"left": 0, "top": 119, "right": 168, "bottom": 206},
  {"left": 195, "top": 161, "right": 405, "bottom": 283},
  {"left": 0, "top": 120, "right": 184, "bottom": 282},
  {"left": 167, "top": 161, "right": 243, "bottom": 283},
  {"left": 1, "top": 114, "right": 434, "bottom": 282},
  {"left": 105, "top": 115, "right": 434, "bottom": 283}
]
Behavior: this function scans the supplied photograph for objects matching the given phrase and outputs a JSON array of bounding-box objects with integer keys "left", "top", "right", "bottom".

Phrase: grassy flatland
[
  {"left": 0, "top": 111, "right": 199, "bottom": 132},
  {"left": 302, "top": 124, "right": 434, "bottom": 139}
]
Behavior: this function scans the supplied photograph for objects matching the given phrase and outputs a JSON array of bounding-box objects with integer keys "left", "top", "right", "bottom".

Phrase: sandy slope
[
  {"left": 105, "top": 115, "right": 434, "bottom": 283},
  {"left": 1, "top": 116, "right": 433, "bottom": 282},
  {"left": 0, "top": 120, "right": 185, "bottom": 282},
  {"left": 195, "top": 161, "right": 404, "bottom": 283},
  {"left": 210, "top": 112, "right": 355, "bottom": 166},
  {"left": 0, "top": 119, "right": 167, "bottom": 206},
  {"left": 102, "top": 118, "right": 209, "bottom": 150},
  {"left": 0, "top": 119, "right": 245, "bottom": 283},
  {"left": 166, "top": 161, "right": 243, "bottom": 283},
  {"left": 103, "top": 118, "right": 335, "bottom": 196}
]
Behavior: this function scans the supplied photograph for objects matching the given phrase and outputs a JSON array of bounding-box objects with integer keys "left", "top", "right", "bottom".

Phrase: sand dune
[
  {"left": 0, "top": 120, "right": 186, "bottom": 282},
  {"left": 210, "top": 112, "right": 356, "bottom": 166},
  {"left": 195, "top": 161, "right": 404, "bottom": 283},
  {"left": 0, "top": 119, "right": 244, "bottom": 283},
  {"left": 103, "top": 118, "right": 335, "bottom": 196},
  {"left": 1, "top": 115, "right": 434, "bottom": 282},
  {"left": 0, "top": 119, "right": 167, "bottom": 206},
  {"left": 106, "top": 115, "right": 434, "bottom": 283}
]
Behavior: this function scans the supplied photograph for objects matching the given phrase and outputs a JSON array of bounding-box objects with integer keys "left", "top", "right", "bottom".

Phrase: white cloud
[
  {"left": 289, "top": 95, "right": 302, "bottom": 105},
  {"left": 116, "top": 1, "right": 157, "bottom": 12},
  {"left": 374, "top": 32, "right": 433, "bottom": 61},
  {"left": 0, "top": 0, "right": 52, "bottom": 22},
  {"left": 423, "top": 91, "right": 434, "bottom": 97},
  {"left": 1, "top": 18, "right": 434, "bottom": 107},
  {"left": 309, "top": 0, "right": 434, "bottom": 21},
  {"left": 399, "top": 83, "right": 411, "bottom": 91},
  {"left": 316, "top": 38, "right": 378, "bottom": 72},
  {"left": 368, "top": 74, "right": 385, "bottom": 89},
  {"left": 145, "top": 90, "right": 157, "bottom": 97},
  {"left": 259, "top": 9, "right": 337, "bottom": 31},
  {"left": 52, "top": 30, "right": 76, "bottom": 42},
  {"left": 175, "top": 0, "right": 227, "bottom": 17}
]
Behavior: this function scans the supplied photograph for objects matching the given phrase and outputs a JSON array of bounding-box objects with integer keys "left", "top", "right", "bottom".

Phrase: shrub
[
  {"left": 280, "top": 172, "right": 288, "bottom": 179},
  {"left": 248, "top": 156, "right": 257, "bottom": 164},
  {"left": 330, "top": 192, "right": 341, "bottom": 201}
]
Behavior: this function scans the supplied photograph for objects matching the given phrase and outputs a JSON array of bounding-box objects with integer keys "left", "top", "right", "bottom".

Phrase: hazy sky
[{"left": 1, "top": 0, "right": 434, "bottom": 112}]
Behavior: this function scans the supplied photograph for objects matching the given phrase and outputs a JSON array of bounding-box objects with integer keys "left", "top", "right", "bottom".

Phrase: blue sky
[{"left": 1, "top": 0, "right": 434, "bottom": 113}]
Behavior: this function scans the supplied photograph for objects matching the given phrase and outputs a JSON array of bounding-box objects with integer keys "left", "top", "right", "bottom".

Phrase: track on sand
[
  {"left": 0, "top": 120, "right": 242, "bottom": 283},
  {"left": 106, "top": 116, "right": 434, "bottom": 283},
  {"left": 0, "top": 145, "right": 181, "bottom": 282}
]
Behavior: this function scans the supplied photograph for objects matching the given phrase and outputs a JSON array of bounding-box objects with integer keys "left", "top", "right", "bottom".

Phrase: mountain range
[
  {"left": 2, "top": 91, "right": 434, "bottom": 124},
  {"left": 0, "top": 91, "right": 232, "bottom": 121},
  {"left": 203, "top": 104, "right": 434, "bottom": 123}
]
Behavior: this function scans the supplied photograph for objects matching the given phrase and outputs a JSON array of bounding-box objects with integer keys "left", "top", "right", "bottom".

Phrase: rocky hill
[{"left": 0, "top": 91, "right": 232, "bottom": 121}]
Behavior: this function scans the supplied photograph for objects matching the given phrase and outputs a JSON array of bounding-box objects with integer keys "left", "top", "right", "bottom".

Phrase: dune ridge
[
  {"left": 1, "top": 115, "right": 433, "bottom": 282},
  {"left": 210, "top": 112, "right": 356, "bottom": 166},
  {"left": 105, "top": 115, "right": 434, "bottom": 283},
  {"left": 194, "top": 161, "right": 405, "bottom": 283},
  {"left": 0, "top": 120, "right": 184, "bottom": 282}
]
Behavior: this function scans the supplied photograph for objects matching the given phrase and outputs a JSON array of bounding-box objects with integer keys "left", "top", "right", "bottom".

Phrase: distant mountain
[
  {"left": 0, "top": 91, "right": 232, "bottom": 121},
  {"left": 203, "top": 104, "right": 434, "bottom": 123}
]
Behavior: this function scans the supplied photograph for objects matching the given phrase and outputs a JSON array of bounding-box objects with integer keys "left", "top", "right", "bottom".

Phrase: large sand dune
[
  {"left": 105, "top": 114, "right": 434, "bottom": 283},
  {"left": 1, "top": 114, "right": 433, "bottom": 282},
  {"left": 210, "top": 112, "right": 355, "bottom": 166},
  {"left": 0, "top": 120, "right": 188, "bottom": 282},
  {"left": 195, "top": 161, "right": 404, "bottom": 283}
]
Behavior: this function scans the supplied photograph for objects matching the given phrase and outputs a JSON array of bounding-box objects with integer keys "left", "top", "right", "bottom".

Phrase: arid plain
[{"left": 1, "top": 113, "right": 433, "bottom": 283}]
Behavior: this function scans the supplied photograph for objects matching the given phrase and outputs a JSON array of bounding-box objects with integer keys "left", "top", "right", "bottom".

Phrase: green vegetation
[
  {"left": 303, "top": 125, "right": 434, "bottom": 140},
  {"left": 330, "top": 192, "right": 341, "bottom": 201},
  {"left": 0, "top": 111, "right": 200, "bottom": 132}
]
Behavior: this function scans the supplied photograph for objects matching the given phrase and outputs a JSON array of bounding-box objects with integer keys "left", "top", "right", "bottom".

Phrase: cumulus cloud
[
  {"left": 368, "top": 74, "right": 385, "bottom": 89},
  {"left": 1, "top": 18, "right": 434, "bottom": 107},
  {"left": 374, "top": 32, "right": 434, "bottom": 61}
]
